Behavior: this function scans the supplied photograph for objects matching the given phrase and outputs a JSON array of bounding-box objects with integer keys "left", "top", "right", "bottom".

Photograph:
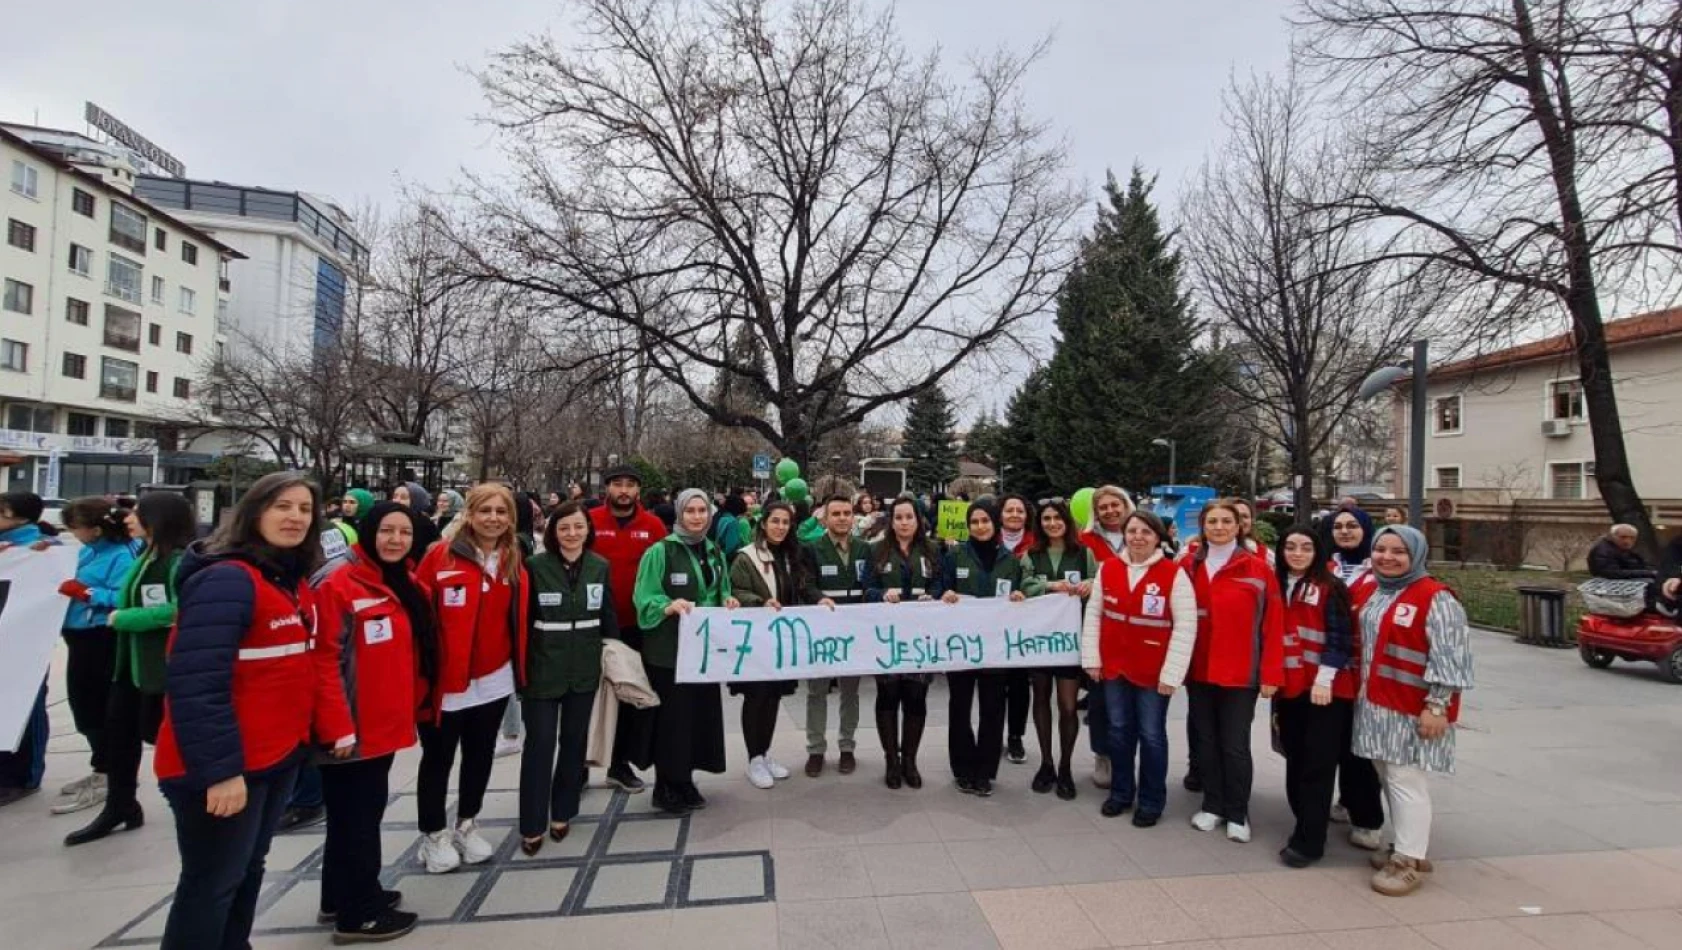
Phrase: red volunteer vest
[
  {"left": 589, "top": 505, "right": 666, "bottom": 624},
  {"left": 155, "top": 561, "right": 319, "bottom": 781},
  {"left": 1353, "top": 577, "right": 1460, "bottom": 722},
  {"left": 1280, "top": 578, "right": 1359, "bottom": 701},
  {"left": 1096, "top": 557, "right": 1184, "bottom": 687}
]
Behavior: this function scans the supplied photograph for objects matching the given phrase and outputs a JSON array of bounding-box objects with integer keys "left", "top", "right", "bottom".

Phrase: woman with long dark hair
[
  {"left": 1022, "top": 499, "right": 1096, "bottom": 799},
  {"left": 862, "top": 497, "right": 947, "bottom": 789},
  {"left": 1273, "top": 527, "right": 1358, "bottom": 868},
  {"left": 312, "top": 502, "right": 437, "bottom": 941},
  {"left": 65, "top": 492, "right": 196, "bottom": 847},
  {"left": 153, "top": 472, "right": 352, "bottom": 950},
  {"left": 1321, "top": 507, "right": 1386, "bottom": 844},
  {"left": 942, "top": 500, "right": 1026, "bottom": 797}
]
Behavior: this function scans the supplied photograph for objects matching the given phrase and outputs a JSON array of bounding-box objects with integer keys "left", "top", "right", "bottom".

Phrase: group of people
[{"left": 0, "top": 464, "right": 1487, "bottom": 949}]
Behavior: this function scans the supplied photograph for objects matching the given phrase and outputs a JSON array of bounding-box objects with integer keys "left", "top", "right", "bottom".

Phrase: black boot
[
  {"left": 901, "top": 714, "right": 925, "bottom": 790},
  {"left": 65, "top": 800, "right": 143, "bottom": 847},
  {"left": 878, "top": 709, "right": 902, "bottom": 789}
]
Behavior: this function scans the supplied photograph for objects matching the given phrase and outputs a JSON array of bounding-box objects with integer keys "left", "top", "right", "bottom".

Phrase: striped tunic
[{"left": 1351, "top": 587, "right": 1474, "bottom": 774}]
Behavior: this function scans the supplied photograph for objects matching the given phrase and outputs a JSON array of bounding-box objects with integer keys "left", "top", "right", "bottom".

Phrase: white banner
[
  {"left": 675, "top": 595, "right": 1083, "bottom": 683},
  {"left": 0, "top": 545, "right": 78, "bottom": 751}
]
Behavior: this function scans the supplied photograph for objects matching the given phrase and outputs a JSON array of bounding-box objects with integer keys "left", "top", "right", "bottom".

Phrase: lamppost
[
  {"left": 1151, "top": 438, "right": 1177, "bottom": 486},
  {"left": 1358, "top": 339, "right": 1429, "bottom": 528}
]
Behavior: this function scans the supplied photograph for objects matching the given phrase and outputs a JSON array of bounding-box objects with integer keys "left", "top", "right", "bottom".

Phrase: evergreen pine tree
[
  {"left": 1036, "top": 167, "right": 1226, "bottom": 493},
  {"left": 902, "top": 385, "right": 959, "bottom": 492},
  {"left": 998, "top": 367, "right": 1055, "bottom": 500}
]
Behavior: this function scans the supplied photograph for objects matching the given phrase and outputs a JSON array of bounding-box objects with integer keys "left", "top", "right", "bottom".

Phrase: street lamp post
[
  {"left": 1358, "top": 339, "right": 1429, "bottom": 528},
  {"left": 1151, "top": 438, "right": 1177, "bottom": 486}
]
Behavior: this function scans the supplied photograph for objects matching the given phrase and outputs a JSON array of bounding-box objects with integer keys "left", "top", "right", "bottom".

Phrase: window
[
  {"left": 216, "top": 297, "right": 227, "bottom": 325},
  {"left": 66, "top": 411, "right": 97, "bottom": 436},
  {"left": 181, "top": 242, "right": 199, "bottom": 266},
  {"left": 104, "top": 417, "right": 130, "bottom": 438},
  {"left": 102, "top": 304, "right": 141, "bottom": 352},
  {"left": 3, "top": 279, "right": 32, "bottom": 314},
  {"left": 72, "top": 188, "right": 95, "bottom": 217},
  {"left": 147, "top": 323, "right": 162, "bottom": 346},
  {"left": 62, "top": 352, "right": 86, "bottom": 379},
  {"left": 7, "top": 219, "right": 36, "bottom": 251},
  {"left": 144, "top": 370, "right": 158, "bottom": 393},
  {"left": 172, "top": 377, "right": 191, "bottom": 399},
  {"left": 110, "top": 204, "right": 149, "bottom": 254},
  {"left": 178, "top": 287, "right": 196, "bottom": 315},
  {"left": 0, "top": 339, "right": 27, "bottom": 371},
  {"left": 69, "top": 243, "right": 93, "bottom": 276},
  {"left": 150, "top": 275, "right": 165, "bottom": 304},
  {"left": 5, "top": 405, "right": 52, "bottom": 431},
  {"left": 100, "top": 357, "right": 139, "bottom": 401},
  {"left": 1433, "top": 395, "right": 1462, "bottom": 435},
  {"left": 1550, "top": 461, "right": 1587, "bottom": 500},
  {"left": 1548, "top": 379, "right": 1585, "bottom": 421},
  {"left": 106, "top": 253, "right": 143, "bottom": 303},
  {"left": 10, "top": 160, "right": 38, "bottom": 199},
  {"left": 65, "top": 298, "right": 89, "bottom": 325},
  {"left": 1435, "top": 466, "right": 1462, "bottom": 490},
  {"left": 154, "top": 228, "right": 167, "bottom": 251},
  {"left": 175, "top": 331, "right": 193, "bottom": 354}
]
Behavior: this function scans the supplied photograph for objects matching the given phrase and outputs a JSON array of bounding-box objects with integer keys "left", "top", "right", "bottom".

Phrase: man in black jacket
[{"left": 1587, "top": 524, "right": 1654, "bottom": 579}]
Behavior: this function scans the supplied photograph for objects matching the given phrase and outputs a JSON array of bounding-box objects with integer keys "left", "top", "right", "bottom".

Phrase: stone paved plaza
[{"left": 6, "top": 628, "right": 1682, "bottom": 949}]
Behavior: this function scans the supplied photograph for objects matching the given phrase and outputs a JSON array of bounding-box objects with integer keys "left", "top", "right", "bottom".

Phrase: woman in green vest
[
  {"left": 65, "top": 491, "right": 197, "bottom": 847},
  {"left": 1022, "top": 498, "right": 1097, "bottom": 800},
  {"left": 633, "top": 489, "right": 740, "bottom": 814},
  {"left": 729, "top": 501, "right": 827, "bottom": 791},
  {"left": 862, "top": 496, "right": 949, "bottom": 790},
  {"left": 518, "top": 501, "right": 618, "bottom": 855},
  {"left": 942, "top": 500, "right": 1026, "bottom": 797}
]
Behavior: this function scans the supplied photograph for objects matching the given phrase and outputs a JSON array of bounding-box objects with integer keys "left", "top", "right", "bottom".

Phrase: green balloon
[
  {"left": 1069, "top": 487, "right": 1096, "bottom": 528},
  {"left": 775, "top": 457, "right": 801, "bottom": 485},
  {"left": 783, "top": 477, "right": 809, "bottom": 503}
]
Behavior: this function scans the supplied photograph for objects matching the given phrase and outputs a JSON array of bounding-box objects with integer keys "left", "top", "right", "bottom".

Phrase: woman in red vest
[
  {"left": 1273, "top": 527, "right": 1357, "bottom": 868},
  {"left": 1353, "top": 525, "right": 1474, "bottom": 897},
  {"left": 412, "top": 483, "right": 529, "bottom": 875},
  {"left": 153, "top": 473, "right": 353, "bottom": 950},
  {"left": 1081, "top": 510, "right": 1196, "bottom": 826},
  {"left": 1182, "top": 499, "right": 1285, "bottom": 843}
]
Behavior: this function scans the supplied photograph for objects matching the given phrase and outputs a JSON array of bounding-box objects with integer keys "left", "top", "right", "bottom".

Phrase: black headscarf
[
  {"left": 358, "top": 502, "right": 440, "bottom": 685},
  {"left": 966, "top": 499, "right": 1003, "bottom": 572}
]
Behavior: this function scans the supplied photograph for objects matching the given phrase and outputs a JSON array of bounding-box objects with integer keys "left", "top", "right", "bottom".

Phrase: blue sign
[{"left": 752, "top": 453, "right": 772, "bottom": 480}]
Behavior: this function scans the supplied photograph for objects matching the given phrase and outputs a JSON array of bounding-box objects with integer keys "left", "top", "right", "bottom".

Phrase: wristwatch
[{"left": 1424, "top": 700, "right": 1448, "bottom": 717}]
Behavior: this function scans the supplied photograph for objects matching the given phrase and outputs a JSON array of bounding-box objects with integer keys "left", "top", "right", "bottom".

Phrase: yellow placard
[{"left": 936, "top": 500, "right": 969, "bottom": 542}]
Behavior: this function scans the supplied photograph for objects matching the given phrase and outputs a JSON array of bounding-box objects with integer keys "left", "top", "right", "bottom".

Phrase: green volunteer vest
[
  {"left": 1028, "top": 547, "right": 1094, "bottom": 587},
  {"left": 871, "top": 541, "right": 939, "bottom": 598},
  {"left": 806, "top": 534, "right": 872, "bottom": 604},
  {"left": 645, "top": 537, "right": 730, "bottom": 668},
  {"left": 524, "top": 551, "right": 613, "bottom": 697},
  {"left": 950, "top": 544, "right": 1024, "bottom": 599}
]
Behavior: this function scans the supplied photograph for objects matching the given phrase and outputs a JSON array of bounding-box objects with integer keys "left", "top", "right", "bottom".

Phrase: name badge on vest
[
  {"left": 821, "top": 564, "right": 839, "bottom": 577},
  {"left": 363, "top": 617, "right": 393, "bottom": 645},
  {"left": 670, "top": 572, "right": 689, "bottom": 586},
  {"left": 956, "top": 567, "right": 970, "bottom": 580},
  {"left": 1142, "top": 594, "right": 1166, "bottom": 617},
  {"left": 632, "top": 531, "right": 649, "bottom": 540},
  {"left": 1064, "top": 571, "right": 1081, "bottom": 585},
  {"left": 587, "top": 584, "right": 604, "bottom": 610},
  {"left": 538, "top": 592, "right": 563, "bottom": 607},
  {"left": 443, "top": 586, "right": 467, "bottom": 608},
  {"left": 140, "top": 583, "right": 168, "bottom": 607},
  {"left": 1304, "top": 584, "right": 1321, "bottom": 606},
  {"left": 995, "top": 579, "right": 1012, "bottom": 597},
  {"left": 1395, "top": 603, "right": 1419, "bottom": 627},
  {"left": 321, "top": 530, "right": 348, "bottom": 560},
  {"left": 855, "top": 560, "right": 867, "bottom": 580}
]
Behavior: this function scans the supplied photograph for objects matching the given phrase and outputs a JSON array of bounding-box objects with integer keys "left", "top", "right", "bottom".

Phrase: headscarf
[
  {"left": 401, "top": 481, "right": 433, "bottom": 517},
  {"left": 1371, "top": 524, "right": 1429, "bottom": 592},
  {"left": 342, "top": 488, "right": 375, "bottom": 520},
  {"left": 358, "top": 502, "right": 439, "bottom": 684},
  {"left": 673, "top": 488, "right": 713, "bottom": 544},
  {"left": 1329, "top": 505, "right": 1374, "bottom": 562},
  {"left": 966, "top": 499, "right": 1003, "bottom": 572}
]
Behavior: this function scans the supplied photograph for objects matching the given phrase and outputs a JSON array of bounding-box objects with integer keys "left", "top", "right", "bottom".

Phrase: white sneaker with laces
[
  {"left": 51, "top": 778, "right": 107, "bottom": 815},
  {"left": 455, "top": 819, "right": 496, "bottom": 865},
  {"left": 747, "top": 756, "right": 775, "bottom": 790},
  {"left": 420, "top": 830, "right": 461, "bottom": 874},
  {"left": 1093, "top": 754, "right": 1112, "bottom": 789},
  {"left": 1330, "top": 803, "right": 1350, "bottom": 824},
  {"left": 1225, "top": 821, "right": 1252, "bottom": 843},
  {"left": 494, "top": 735, "right": 522, "bottom": 758},
  {"left": 763, "top": 755, "right": 791, "bottom": 781},
  {"left": 1349, "top": 826, "right": 1384, "bottom": 851},
  {"left": 1190, "top": 811, "right": 1224, "bottom": 832},
  {"left": 58, "top": 773, "right": 98, "bottom": 797}
]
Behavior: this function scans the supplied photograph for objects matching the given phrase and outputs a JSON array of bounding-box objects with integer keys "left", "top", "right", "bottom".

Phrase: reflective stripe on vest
[
  {"left": 1385, "top": 643, "right": 1429, "bottom": 666},
  {"left": 1103, "top": 609, "right": 1172, "bottom": 628},
  {"left": 1377, "top": 665, "right": 1428, "bottom": 689},
  {"left": 1298, "top": 627, "right": 1327, "bottom": 645},
  {"left": 908, "top": 587, "right": 926, "bottom": 596},
  {"left": 238, "top": 641, "right": 310, "bottom": 661},
  {"left": 535, "top": 618, "right": 602, "bottom": 633}
]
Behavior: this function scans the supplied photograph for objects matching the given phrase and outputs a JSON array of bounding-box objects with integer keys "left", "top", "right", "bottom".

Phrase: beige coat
[{"left": 586, "top": 638, "right": 660, "bottom": 767}]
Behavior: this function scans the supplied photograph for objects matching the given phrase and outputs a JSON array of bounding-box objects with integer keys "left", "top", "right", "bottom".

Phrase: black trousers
[
  {"left": 319, "top": 755, "right": 394, "bottom": 928},
  {"left": 63, "top": 628, "right": 116, "bottom": 773},
  {"left": 1005, "top": 669, "right": 1030, "bottom": 740},
  {"left": 1276, "top": 695, "right": 1344, "bottom": 859},
  {"left": 416, "top": 698, "right": 507, "bottom": 834},
  {"left": 946, "top": 671, "right": 1006, "bottom": 782},
  {"left": 737, "top": 683, "right": 782, "bottom": 759},
  {"left": 1335, "top": 703, "right": 1385, "bottom": 830},
  {"left": 161, "top": 761, "right": 298, "bottom": 950},
  {"left": 519, "top": 690, "right": 595, "bottom": 835},
  {"left": 103, "top": 678, "right": 163, "bottom": 809},
  {"left": 874, "top": 677, "right": 929, "bottom": 719},
  {"left": 1186, "top": 682, "right": 1258, "bottom": 824}
]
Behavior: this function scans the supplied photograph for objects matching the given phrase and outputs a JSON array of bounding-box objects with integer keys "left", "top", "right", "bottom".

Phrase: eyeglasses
[{"left": 1037, "top": 497, "right": 1066, "bottom": 506}]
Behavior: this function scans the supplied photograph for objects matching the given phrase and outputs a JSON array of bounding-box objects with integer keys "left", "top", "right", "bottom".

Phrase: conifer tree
[{"left": 902, "top": 385, "right": 959, "bottom": 492}]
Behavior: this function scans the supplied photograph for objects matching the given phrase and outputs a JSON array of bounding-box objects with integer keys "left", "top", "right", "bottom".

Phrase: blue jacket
[
  {"left": 0, "top": 522, "right": 48, "bottom": 546},
  {"left": 65, "top": 538, "right": 138, "bottom": 630}
]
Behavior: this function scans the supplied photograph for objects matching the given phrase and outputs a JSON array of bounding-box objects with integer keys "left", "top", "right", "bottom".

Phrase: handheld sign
[{"left": 936, "top": 500, "right": 970, "bottom": 542}]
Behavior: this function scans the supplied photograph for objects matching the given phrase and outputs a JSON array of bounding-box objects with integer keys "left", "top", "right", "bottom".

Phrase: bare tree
[
  {"left": 1182, "top": 72, "right": 1451, "bottom": 515},
  {"left": 456, "top": 0, "right": 1080, "bottom": 465}
]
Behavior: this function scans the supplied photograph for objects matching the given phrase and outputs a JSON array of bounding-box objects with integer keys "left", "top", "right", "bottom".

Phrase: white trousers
[{"left": 1375, "top": 761, "right": 1433, "bottom": 860}]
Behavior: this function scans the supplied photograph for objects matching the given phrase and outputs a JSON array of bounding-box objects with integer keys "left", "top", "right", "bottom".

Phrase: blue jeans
[
  {"left": 0, "top": 681, "right": 49, "bottom": 790},
  {"left": 161, "top": 762, "right": 299, "bottom": 950},
  {"left": 1103, "top": 678, "right": 1171, "bottom": 817},
  {"left": 1086, "top": 680, "right": 1110, "bottom": 756}
]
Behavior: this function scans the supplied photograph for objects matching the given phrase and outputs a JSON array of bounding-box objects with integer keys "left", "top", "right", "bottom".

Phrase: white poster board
[
  {"left": 0, "top": 545, "right": 77, "bottom": 751},
  {"left": 676, "top": 595, "right": 1083, "bottom": 683}
]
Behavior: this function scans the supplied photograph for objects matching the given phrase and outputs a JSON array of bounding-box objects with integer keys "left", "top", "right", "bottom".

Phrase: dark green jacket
[
  {"left": 944, "top": 542, "right": 1024, "bottom": 599},
  {"left": 804, "top": 533, "right": 873, "bottom": 605},
  {"left": 1023, "top": 545, "right": 1098, "bottom": 597},
  {"left": 633, "top": 535, "right": 733, "bottom": 668},
  {"left": 523, "top": 550, "right": 617, "bottom": 697},
  {"left": 109, "top": 549, "right": 183, "bottom": 694}
]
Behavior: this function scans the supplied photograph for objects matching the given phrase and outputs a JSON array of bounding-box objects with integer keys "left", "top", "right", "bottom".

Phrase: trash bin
[{"left": 1516, "top": 585, "right": 1569, "bottom": 648}]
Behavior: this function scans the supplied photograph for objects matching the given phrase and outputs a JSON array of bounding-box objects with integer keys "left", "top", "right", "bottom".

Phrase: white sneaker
[
  {"left": 494, "top": 735, "right": 522, "bottom": 758},
  {"left": 50, "top": 779, "right": 107, "bottom": 815},
  {"left": 455, "top": 818, "right": 496, "bottom": 865},
  {"left": 1330, "top": 803, "right": 1350, "bottom": 824},
  {"left": 747, "top": 756, "right": 775, "bottom": 790},
  {"left": 1349, "top": 826, "right": 1385, "bottom": 851},
  {"left": 58, "top": 773, "right": 99, "bottom": 797},
  {"left": 1190, "top": 811, "right": 1224, "bottom": 832},
  {"left": 1225, "top": 821, "right": 1252, "bottom": 843},
  {"left": 1092, "top": 755, "right": 1112, "bottom": 790},
  {"left": 420, "top": 830, "right": 461, "bottom": 874},
  {"left": 763, "top": 755, "right": 791, "bottom": 781}
]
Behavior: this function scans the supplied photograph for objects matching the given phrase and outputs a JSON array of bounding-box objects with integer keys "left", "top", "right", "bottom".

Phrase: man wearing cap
[{"left": 589, "top": 464, "right": 669, "bottom": 791}]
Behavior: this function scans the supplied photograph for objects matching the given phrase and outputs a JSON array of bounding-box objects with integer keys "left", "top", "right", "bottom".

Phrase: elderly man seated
[{"left": 1588, "top": 524, "right": 1654, "bottom": 579}]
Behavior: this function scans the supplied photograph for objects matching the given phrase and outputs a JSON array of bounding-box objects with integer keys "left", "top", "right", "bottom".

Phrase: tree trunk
[{"left": 1291, "top": 406, "right": 1316, "bottom": 526}]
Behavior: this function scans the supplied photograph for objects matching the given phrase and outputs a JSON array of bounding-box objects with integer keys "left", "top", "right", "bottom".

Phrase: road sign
[{"left": 752, "top": 453, "right": 772, "bottom": 480}]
